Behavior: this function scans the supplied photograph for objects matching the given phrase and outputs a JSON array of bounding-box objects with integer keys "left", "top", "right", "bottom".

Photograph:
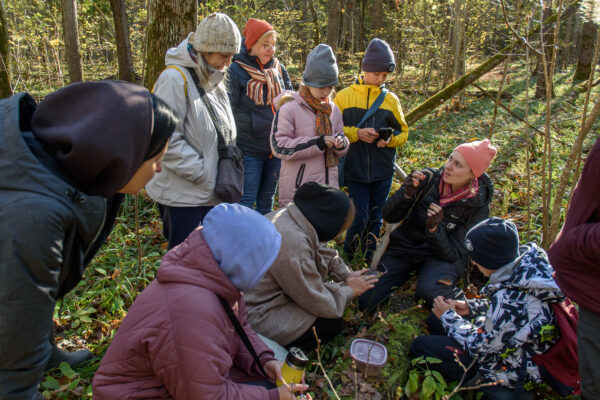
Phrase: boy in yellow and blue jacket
[{"left": 334, "top": 38, "right": 408, "bottom": 261}]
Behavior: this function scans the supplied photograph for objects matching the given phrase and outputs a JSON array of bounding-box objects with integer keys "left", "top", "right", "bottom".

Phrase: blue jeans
[
  {"left": 240, "top": 155, "right": 281, "bottom": 215},
  {"left": 343, "top": 179, "right": 392, "bottom": 261}
]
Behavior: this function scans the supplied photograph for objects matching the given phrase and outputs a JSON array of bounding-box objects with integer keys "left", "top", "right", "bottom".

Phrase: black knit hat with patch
[
  {"left": 465, "top": 217, "right": 520, "bottom": 270},
  {"left": 293, "top": 182, "right": 350, "bottom": 242}
]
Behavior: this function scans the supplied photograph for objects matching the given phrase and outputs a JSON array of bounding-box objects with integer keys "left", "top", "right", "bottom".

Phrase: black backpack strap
[
  {"left": 186, "top": 67, "right": 228, "bottom": 157},
  {"left": 218, "top": 295, "right": 268, "bottom": 378}
]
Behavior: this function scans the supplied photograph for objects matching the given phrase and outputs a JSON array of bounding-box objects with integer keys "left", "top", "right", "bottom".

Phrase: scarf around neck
[
  {"left": 438, "top": 171, "right": 479, "bottom": 207},
  {"left": 299, "top": 85, "right": 337, "bottom": 167},
  {"left": 235, "top": 57, "right": 283, "bottom": 106}
]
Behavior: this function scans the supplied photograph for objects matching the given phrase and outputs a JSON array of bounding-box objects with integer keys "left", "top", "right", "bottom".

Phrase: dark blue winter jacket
[{"left": 228, "top": 41, "right": 292, "bottom": 158}]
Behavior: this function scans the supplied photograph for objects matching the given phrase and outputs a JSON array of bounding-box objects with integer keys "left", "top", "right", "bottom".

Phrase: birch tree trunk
[
  {"left": 144, "top": 0, "right": 196, "bottom": 90},
  {"left": 61, "top": 0, "right": 84, "bottom": 83},
  {"left": 110, "top": 0, "right": 135, "bottom": 82}
]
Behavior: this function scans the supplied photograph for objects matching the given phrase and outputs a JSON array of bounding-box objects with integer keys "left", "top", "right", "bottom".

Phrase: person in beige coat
[{"left": 244, "top": 182, "right": 377, "bottom": 351}]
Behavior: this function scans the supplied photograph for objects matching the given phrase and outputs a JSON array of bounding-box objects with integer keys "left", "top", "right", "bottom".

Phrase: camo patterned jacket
[{"left": 440, "top": 243, "right": 564, "bottom": 387}]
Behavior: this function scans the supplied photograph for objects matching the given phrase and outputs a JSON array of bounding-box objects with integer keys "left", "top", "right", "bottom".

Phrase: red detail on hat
[
  {"left": 242, "top": 18, "right": 274, "bottom": 50},
  {"left": 454, "top": 138, "right": 497, "bottom": 178}
]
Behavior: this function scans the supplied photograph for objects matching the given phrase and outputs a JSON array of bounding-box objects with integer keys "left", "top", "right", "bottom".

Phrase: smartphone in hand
[{"left": 377, "top": 127, "right": 393, "bottom": 141}]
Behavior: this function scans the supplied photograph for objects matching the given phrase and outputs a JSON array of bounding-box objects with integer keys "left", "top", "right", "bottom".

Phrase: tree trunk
[
  {"left": 405, "top": 3, "right": 577, "bottom": 126},
  {"left": 372, "top": 0, "right": 383, "bottom": 33},
  {"left": 326, "top": 0, "right": 340, "bottom": 51},
  {"left": 535, "top": 1, "right": 555, "bottom": 99},
  {"left": 308, "top": 0, "right": 320, "bottom": 45},
  {"left": 0, "top": 1, "right": 11, "bottom": 98},
  {"left": 452, "top": 0, "right": 465, "bottom": 79},
  {"left": 558, "top": 12, "right": 575, "bottom": 69},
  {"left": 110, "top": 0, "right": 135, "bottom": 82},
  {"left": 573, "top": 21, "right": 598, "bottom": 81},
  {"left": 144, "top": 0, "right": 196, "bottom": 90},
  {"left": 61, "top": 0, "right": 84, "bottom": 83}
]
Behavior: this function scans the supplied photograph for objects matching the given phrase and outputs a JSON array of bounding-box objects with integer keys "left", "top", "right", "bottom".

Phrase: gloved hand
[
  {"left": 402, "top": 170, "right": 426, "bottom": 199},
  {"left": 425, "top": 203, "right": 444, "bottom": 232}
]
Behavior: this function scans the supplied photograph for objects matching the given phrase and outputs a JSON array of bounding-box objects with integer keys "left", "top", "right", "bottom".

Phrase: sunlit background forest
[{"left": 1, "top": 0, "right": 599, "bottom": 398}]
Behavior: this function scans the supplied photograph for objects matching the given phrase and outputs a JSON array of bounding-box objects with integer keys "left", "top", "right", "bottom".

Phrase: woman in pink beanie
[{"left": 359, "top": 139, "right": 496, "bottom": 312}]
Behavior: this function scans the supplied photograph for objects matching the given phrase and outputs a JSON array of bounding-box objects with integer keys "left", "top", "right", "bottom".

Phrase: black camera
[{"left": 377, "top": 127, "right": 393, "bottom": 141}]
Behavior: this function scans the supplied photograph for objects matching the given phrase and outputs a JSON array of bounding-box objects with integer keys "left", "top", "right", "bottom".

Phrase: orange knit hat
[
  {"left": 454, "top": 138, "right": 497, "bottom": 178},
  {"left": 242, "top": 18, "right": 274, "bottom": 50}
]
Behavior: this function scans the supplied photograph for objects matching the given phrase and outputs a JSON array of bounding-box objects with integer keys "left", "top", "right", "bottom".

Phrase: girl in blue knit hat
[
  {"left": 410, "top": 217, "right": 567, "bottom": 399},
  {"left": 334, "top": 38, "right": 409, "bottom": 262}
]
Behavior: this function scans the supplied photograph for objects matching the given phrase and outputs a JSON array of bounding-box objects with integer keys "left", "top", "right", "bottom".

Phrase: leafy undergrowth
[{"left": 40, "top": 63, "right": 597, "bottom": 399}]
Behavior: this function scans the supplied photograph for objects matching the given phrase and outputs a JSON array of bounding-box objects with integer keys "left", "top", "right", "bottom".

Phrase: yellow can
[{"left": 276, "top": 347, "right": 308, "bottom": 386}]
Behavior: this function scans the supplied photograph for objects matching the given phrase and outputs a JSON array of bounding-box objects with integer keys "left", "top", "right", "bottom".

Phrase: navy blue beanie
[
  {"left": 465, "top": 217, "right": 520, "bottom": 270},
  {"left": 362, "top": 38, "right": 396, "bottom": 73}
]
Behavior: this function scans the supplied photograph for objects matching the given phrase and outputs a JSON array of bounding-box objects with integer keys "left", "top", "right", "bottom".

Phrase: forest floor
[{"left": 41, "top": 62, "right": 597, "bottom": 399}]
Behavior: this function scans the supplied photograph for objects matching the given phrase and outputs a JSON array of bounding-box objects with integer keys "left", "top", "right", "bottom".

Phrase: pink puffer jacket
[
  {"left": 92, "top": 229, "right": 278, "bottom": 400},
  {"left": 270, "top": 91, "right": 349, "bottom": 205}
]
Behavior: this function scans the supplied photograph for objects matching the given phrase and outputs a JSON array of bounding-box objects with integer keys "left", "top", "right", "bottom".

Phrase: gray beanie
[
  {"left": 190, "top": 13, "right": 241, "bottom": 54},
  {"left": 362, "top": 38, "right": 396, "bottom": 73},
  {"left": 302, "top": 44, "right": 339, "bottom": 88}
]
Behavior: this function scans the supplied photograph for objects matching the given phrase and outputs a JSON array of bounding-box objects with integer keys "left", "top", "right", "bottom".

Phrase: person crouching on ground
[
  {"left": 93, "top": 204, "right": 310, "bottom": 400},
  {"left": 244, "top": 182, "right": 376, "bottom": 352},
  {"left": 359, "top": 139, "right": 496, "bottom": 312},
  {"left": 411, "top": 218, "right": 564, "bottom": 400}
]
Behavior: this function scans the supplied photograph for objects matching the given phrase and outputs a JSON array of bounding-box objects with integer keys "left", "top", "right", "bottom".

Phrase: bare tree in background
[
  {"left": 61, "top": 0, "right": 83, "bottom": 83},
  {"left": 535, "top": 0, "right": 555, "bottom": 99},
  {"left": 326, "top": 0, "right": 341, "bottom": 51},
  {"left": 372, "top": 0, "right": 383, "bottom": 33},
  {"left": 144, "top": 0, "right": 196, "bottom": 90},
  {"left": 0, "top": 0, "right": 11, "bottom": 98},
  {"left": 110, "top": 0, "right": 135, "bottom": 82},
  {"left": 573, "top": 20, "right": 598, "bottom": 81}
]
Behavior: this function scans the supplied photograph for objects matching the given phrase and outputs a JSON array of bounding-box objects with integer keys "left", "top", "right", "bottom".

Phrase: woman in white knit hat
[{"left": 146, "top": 13, "right": 242, "bottom": 249}]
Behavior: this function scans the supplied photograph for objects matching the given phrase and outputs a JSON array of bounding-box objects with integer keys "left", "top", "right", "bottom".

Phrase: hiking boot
[{"left": 45, "top": 338, "right": 93, "bottom": 371}]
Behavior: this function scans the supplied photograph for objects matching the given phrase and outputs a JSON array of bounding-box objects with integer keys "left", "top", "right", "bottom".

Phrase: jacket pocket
[{"left": 295, "top": 163, "right": 306, "bottom": 189}]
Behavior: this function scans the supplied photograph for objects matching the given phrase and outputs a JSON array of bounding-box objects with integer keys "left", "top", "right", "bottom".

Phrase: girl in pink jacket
[{"left": 270, "top": 44, "right": 349, "bottom": 206}]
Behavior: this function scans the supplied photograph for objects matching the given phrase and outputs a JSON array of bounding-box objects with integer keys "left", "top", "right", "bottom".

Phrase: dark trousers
[
  {"left": 239, "top": 155, "right": 281, "bottom": 215},
  {"left": 0, "top": 263, "right": 55, "bottom": 399},
  {"left": 158, "top": 204, "right": 213, "bottom": 250},
  {"left": 285, "top": 317, "right": 343, "bottom": 352},
  {"left": 358, "top": 253, "right": 465, "bottom": 312},
  {"left": 579, "top": 307, "right": 600, "bottom": 399},
  {"left": 410, "top": 314, "right": 534, "bottom": 400},
  {"left": 343, "top": 179, "right": 392, "bottom": 261}
]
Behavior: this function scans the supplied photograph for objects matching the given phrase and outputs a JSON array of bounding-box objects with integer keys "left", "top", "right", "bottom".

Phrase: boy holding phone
[{"left": 334, "top": 38, "right": 409, "bottom": 262}]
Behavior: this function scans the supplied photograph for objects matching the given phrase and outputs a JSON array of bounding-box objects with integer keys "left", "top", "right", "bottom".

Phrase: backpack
[{"left": 532, "top": 299, "right": 580, "bottom": 396}]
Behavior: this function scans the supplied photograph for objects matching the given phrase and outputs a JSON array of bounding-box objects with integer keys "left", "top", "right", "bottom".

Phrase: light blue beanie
[
  {"left": 302, "top": 44, "right": 339, "bottom": 88},
  {"left": 202, "top": 204, "right": 281, "bottom": 291}
]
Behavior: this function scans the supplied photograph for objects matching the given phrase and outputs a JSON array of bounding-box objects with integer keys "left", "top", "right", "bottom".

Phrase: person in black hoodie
[
  {"left": 359, "top": 139, "right": 496, "bottom": 312},
  {"left": 0, "top": 81, "right": 177, "bottom": 400},
  {"left": 228, "top": 18, "right": 293, "bottom": 215}
]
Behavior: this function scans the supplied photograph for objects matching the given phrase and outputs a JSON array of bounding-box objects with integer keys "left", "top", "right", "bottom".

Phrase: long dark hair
[{"left": 145, "top": 94, "right": 179, "bottom": 160}]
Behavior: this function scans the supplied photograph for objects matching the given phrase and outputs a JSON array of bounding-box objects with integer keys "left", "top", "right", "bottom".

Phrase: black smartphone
[{"left": 377, "top": 127, "right": 393, "bottom": 141}]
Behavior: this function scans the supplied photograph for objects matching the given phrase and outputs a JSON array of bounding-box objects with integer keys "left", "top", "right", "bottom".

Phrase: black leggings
[{"left": 285, "top": 317, "right": 343, "bottom": 352}]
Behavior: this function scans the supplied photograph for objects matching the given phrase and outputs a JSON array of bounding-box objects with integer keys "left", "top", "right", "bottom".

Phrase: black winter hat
[
  {"left": 465, "top": 217, "right": 520, "bottom": 270},
  {"left": 293, "top": 182, "right": 350, "bottom": 242}
]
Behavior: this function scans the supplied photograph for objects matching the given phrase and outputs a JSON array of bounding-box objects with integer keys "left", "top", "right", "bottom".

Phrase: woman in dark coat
[
  {"left": 359, "top": 139, "right": 496, "bottom": 312},
  {"left": 228, "top": 18, "right": 293, "bottom": 214},
  {"left": 0, "top": 81, "right": 177, "bottom": 400}
]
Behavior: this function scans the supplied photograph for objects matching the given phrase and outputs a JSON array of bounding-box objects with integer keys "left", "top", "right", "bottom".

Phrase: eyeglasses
[{"left": 262, "top": 43, "right": 276, "bottom": 51}]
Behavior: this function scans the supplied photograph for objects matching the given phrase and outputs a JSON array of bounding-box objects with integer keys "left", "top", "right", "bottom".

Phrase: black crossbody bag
[
  {"left": 217, "top": 295, "right": 268, "bottom": 377},
  {"left": 187, "top": 68, "right": 244, "bottom": 203}
]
